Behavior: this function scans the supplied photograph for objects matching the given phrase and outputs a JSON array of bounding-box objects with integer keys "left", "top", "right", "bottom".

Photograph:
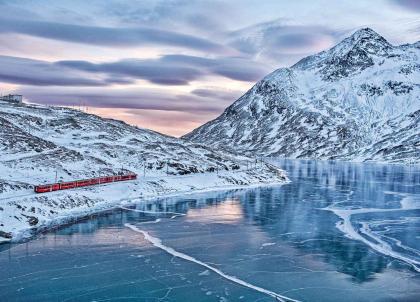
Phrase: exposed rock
[{"left": 184, "top": 28, "right": 419, "bottom": 164}]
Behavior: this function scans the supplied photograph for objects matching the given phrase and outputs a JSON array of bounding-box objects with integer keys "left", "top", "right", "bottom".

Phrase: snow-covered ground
[
  {"left": 0, "top": 166, "right": 287, "bottom": 243},
  {"left": 0, "top": 101, "right": 287, "bottom": 242}
]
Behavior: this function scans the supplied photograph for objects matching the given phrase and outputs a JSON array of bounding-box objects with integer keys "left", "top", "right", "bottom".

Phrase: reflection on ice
[
  {"left": 185, "top": 200, "right": 243, "bottom": 224},
  {"left": 315, "top": 164, "right": 420, "bottom": 272},
  {"left": 324, "top": 205, "right": 420, "bottom": 272}
]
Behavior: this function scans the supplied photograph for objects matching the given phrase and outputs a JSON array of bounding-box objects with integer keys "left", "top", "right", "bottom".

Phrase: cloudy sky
[{"left": 0, "top": 0, "right": 419, "bottom": 136}]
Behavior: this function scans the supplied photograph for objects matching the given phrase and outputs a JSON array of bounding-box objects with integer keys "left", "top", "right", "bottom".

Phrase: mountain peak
[
  {"left": 349, "top": 27, "right": 383, "bottom": 40},
  {"left": 185, "top": 26, "right": 419, "bottom": 163},
  {"left": 292, "top": 27, "right": 393, "bottom": 72},
  {"left": 336, "top": 27, "right": 392, "bottom": 54}
]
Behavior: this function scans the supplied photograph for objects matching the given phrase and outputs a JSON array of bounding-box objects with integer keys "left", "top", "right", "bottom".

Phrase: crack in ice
[
  {"left": 324, "top": 206, "right": 420, "bottom": 272},
  {"left": 125, "top": 223, "right": 300, "bottom": 302}
]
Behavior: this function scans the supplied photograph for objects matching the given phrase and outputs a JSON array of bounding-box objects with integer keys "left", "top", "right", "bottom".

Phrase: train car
[
  {"left": 121, "top": 174, "right": 137, "bottom": 181},
  {"left": 76, "top": 179, "right": 91, "bottom": 187},
  {"left": 59, "top": 181, "right": 77, "bottom": 190},
  {"left": 34, "top": 184, "right": 58, "bottom": 193},
  {"left": 92, "top": 178, "right": 100, "bottom": 185},
  {"left": 34, "top": 173, "right": 137, "bottom": 194}
]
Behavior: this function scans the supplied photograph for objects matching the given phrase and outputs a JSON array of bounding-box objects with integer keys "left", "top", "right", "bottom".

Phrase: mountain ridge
[{"left": 184, "top": 28, "right": 419, "bottom": 163}]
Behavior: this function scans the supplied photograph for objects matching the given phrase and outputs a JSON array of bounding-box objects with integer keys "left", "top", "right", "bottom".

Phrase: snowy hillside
[
  {"left": 0, "top": 101, "right": 287, "bottom": 242},
  {"left": 184, "top": 28, "right": 419, "bottom": 164}
]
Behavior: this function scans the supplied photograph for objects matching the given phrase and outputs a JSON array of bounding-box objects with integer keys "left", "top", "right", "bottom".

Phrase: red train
[{"left": 34, "top": 173, "right": 137, "bottom": 193}]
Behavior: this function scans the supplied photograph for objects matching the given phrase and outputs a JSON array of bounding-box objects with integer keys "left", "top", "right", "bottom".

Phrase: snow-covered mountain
[
  {"left": 0, "top": 101, "right": 286, "bottom": 241},
  {"left": 184, "top": 28, "right": 419, "bottom": 164},
  {"left": 0, "top": 101, "right": 247, "bottom": 184}
]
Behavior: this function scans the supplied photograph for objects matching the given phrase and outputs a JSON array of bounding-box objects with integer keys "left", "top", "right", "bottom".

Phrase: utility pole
[{"left": 54, "top": 170, "right": 58, "bottom": 183}]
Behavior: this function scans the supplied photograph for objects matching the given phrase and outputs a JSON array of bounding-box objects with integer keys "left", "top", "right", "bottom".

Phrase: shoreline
[
  {"left": 0, "top": 165, "right": 288, "bottom": 244},
  {"left": 264, "top": 156, "right": 420, "bottom": 166}
]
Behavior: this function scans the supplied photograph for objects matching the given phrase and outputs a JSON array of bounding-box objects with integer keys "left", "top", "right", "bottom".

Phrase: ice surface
[{"left": 0, "top": 159, "right": 419, "bottom": 302}]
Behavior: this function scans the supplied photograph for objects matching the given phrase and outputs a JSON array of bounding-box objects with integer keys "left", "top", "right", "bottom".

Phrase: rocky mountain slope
[
  {"left": 184, "top": 28, "right": 419, "bottom": 164},
  {"left": 0, "top": 101, "right": 286, "bottom": 242}
]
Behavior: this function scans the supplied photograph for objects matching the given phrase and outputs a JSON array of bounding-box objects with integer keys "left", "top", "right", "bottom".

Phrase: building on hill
[{"left": 0, "top": 94, "right": 23, "bottom": 104}]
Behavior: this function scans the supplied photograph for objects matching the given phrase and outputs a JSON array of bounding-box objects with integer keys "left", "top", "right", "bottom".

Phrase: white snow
[{"left": 185, "top": 28, "right": 420, "bottom": 164}]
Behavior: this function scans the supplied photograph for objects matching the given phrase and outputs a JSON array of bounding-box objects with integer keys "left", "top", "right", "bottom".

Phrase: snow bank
[{"left": 0, "top": 165, "right": 288, "bottom": 243}]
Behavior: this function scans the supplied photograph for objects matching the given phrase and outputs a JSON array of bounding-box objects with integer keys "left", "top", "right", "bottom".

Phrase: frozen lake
[{"left": 1, "top": 159, "right": 419, "bottom": 301}]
